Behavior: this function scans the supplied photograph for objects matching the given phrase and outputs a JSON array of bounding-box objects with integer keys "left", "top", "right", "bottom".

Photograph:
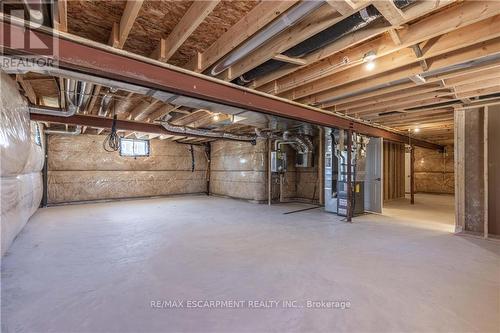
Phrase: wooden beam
[
  {"left": 254, "top": 1, "right": 453, "bottom": 89},
  {"left": 219, "top": 4, "right": 350, "bottom": 81},
  {"left": 128, "top": 99, "right": 160, "bottom": 120},
  {"left": 373, "top": 0, "right": 407, "bottom": 26},
  {"left": 453, "top": 77, "right": 500, "bottom": 94},
  {"left": 146, "top": 104, "right": 180, "bottom": 123},
  {"left": 108, "top": 22, "right": 120, "bottom": 48},
  {"left": 325, "top": 0, "right": 356, "bottom": 16},
  {"left": 310, "top": 61, "right": 500, "bottom": 107},
  {"left": 184, "top": 1, "right": 297, "bottom": 73},
  {"left": 455, "top": 86, "right": 500, "bottom": 99},
  {"left": 336, "top": 83, "right": 446, "bottom": 111},
  {"left": 111, "top": 0, "right": 144, "bottom": 49},
  {"left": 388, "top": 28, "right": 401, "bottom": 46},
  {"left": 294, "top": 36, "right": 500, "bottom": 103},
  {"left": 151, "top": 1, "right": 220, "bottom": 62},
  {"left": 16, "top": 75, "right": 37, "bottom": 104},
  {"left": 254, "top": 22, "right": 389, "bottom": 89},
  {"left": 411, "top": 44, "right": 428, "bottom": 71},
  {"left": 86, "top": 85, "right": 101, "bottom": 115},
  {"left": 343, "top": 90, "right": 453, "bottom": 114},
  {"left": 272, "top": 54, "right": 307, "bottom": 66},
  {"left": 259, "top": 6, "right": 500, "bottom": 96},
  {"left": 3, "top": 19, "right": 443, "bottom": 150},
  {"left": 54, "top": 0, "right": 67, "bottom": 32}
]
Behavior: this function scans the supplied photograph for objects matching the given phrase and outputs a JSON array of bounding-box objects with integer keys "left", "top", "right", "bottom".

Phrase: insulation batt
[
  {"left": 209, "top": 140, "right": 268, "bottom": 202},
  {"left": 47, "top": 135, "right": 208, "bottom": 203},
  {"left": 0, "top": 71, "right": 43, "bottom": 256}
]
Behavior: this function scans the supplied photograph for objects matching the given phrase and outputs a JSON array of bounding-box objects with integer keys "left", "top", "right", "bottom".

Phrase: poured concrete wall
[
  {"left": 414, "top": 146, "right": 454, "bottom": 194},
  {"left": 47, "top": 135, "right": 208, "bottom": 203},
  {"left": 1, "top": 71, "right": 43, "bottom": 256},
  {"left": 209, "top": 140, "right": 267, "bottom": 202}
]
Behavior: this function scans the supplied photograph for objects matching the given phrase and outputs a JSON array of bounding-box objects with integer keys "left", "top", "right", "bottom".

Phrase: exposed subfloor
[{"left": 2, "top": 194, "right": 499, "bottom": 332}]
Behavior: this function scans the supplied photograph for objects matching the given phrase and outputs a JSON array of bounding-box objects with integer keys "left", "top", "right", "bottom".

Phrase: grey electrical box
[{"left": 271, "top": 151, "right": 287, "bottom": 173}]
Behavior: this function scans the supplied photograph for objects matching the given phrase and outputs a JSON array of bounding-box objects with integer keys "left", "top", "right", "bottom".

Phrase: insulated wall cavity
[
  {"left": 1, "top": 71, "right": 43, "bottom": 256},
  {"left": 209, "top": 140, "right": 267, "bottom": 202},
  {"left": 414, "top": 146, "right": 454, "bottom": 194},
  {"left": 47, "top": 135, "right": 208, "bottom": 203}
]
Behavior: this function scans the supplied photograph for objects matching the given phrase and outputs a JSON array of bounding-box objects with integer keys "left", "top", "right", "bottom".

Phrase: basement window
[{"left": 119, "top": 138, "right": 150, "bottom": 157}]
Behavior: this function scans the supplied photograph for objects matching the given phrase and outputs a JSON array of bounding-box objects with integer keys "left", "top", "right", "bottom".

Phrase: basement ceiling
[{"left": 3, "top": 0, "right": 500, "bottom": 146}]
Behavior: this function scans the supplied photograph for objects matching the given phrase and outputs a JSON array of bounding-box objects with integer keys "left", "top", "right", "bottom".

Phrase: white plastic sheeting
[{"left": 1, "top": 71, "right": 43, "bottom": 256}]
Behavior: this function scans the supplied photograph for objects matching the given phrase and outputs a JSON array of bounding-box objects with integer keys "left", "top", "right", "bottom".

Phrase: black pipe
[
  {"left": 205, "top": 142, "right": 211, "bottom": 196},
  {"left": 41, "top": 132, "right": 48, "bottom": 207},
  {"left": 189, "top": 144, "right": 195, "bottom": 172},
  {"left": 233, "top": 0, "right": 416, "bottom": 86}
]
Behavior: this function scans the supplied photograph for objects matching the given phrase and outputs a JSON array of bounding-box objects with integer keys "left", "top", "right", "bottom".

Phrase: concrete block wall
[
  {"left": 414, "top": 146, "right": 454, "bottom": 194},
  {"left": 47, "top": 135, "right": 208, "bottom": 203}
]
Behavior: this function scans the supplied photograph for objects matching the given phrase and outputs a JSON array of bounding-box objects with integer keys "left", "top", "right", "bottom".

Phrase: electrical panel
[{"left": 271, "top": 151, "right": 287, "bottom": 173}]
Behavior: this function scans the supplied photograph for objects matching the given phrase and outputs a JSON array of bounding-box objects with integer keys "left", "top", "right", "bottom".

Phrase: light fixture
[
  {"left": 363, "top": 50, "right": 377, "bottom": 71},
  {"left": 414, "top": 127, "right": 420, "bottom": 133},
  {"left": 365, "top": 61, "right": 375, "bottom": 71},
  {"left": 213, "top": 113, "right": 220, "bottom": 121},
  {"left": 363, "top": 51, "right": 377, "bottom": 62}
]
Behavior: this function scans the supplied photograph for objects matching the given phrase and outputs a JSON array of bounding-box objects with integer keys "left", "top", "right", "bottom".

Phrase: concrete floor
[{"left": 2, "top": 194, "right": 499, "bottom": 332}]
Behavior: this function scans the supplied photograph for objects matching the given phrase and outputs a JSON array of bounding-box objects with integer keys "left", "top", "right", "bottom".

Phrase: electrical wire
[
  {"left": 103, "top": 99, "right": 121, "bottom": 152},
  {"left": 189, "top": 144, "right": 195, "bottom": 172}
]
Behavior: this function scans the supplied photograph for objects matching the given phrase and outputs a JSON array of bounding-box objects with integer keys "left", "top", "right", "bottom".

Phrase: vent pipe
[
  {"left": 161, "top": 116, "right": 257, "bottom": 142},
  {"left": 29, "top": 79, "right": 93, "bottom": 117},
  {"left": 234, "top": 0, "right": 416, "bottom": 85},
  {"left": 210, "top": 0, "right": 324, "bottom": 76}
]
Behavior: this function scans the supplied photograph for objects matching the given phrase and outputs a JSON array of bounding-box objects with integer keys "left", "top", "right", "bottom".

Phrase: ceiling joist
[{"left": 151, "top": 0, "right": 220, "bottom": 62}]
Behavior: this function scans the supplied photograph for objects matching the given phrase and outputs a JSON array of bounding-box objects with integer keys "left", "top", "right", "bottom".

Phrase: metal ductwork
[
  {"left": 234, "top": 0, "right": 416, "bottom": 86},
  {"left": 273, "top": 130, "right": 314, "bottom": 168},
  {"left": 210, "top": 0, "right": 324, "bottom": 76},
  {"left": 29, "top": 79, "right": 93, "bottom": 119},
  {"left": 278, "top": 130, "right": 313, "bottom": 154},
  {"left": 29, "top": 104, "right": 78, "bottom": 117},
  {"left": 162, "top": 116, "right": 257, "bottom": 143},
  {"left": 98, "top": 89, "right": 116, "bottom": 117}
]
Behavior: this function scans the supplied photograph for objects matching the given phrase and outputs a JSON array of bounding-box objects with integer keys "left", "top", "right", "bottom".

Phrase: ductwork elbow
[{"left": 29, "top": 104, "right": 78, "bottom": 117}]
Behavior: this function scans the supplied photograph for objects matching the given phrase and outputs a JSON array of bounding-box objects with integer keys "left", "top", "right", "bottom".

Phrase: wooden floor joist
[{"left": 0, "top": 17, "right": 442, "bottom": 150}]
